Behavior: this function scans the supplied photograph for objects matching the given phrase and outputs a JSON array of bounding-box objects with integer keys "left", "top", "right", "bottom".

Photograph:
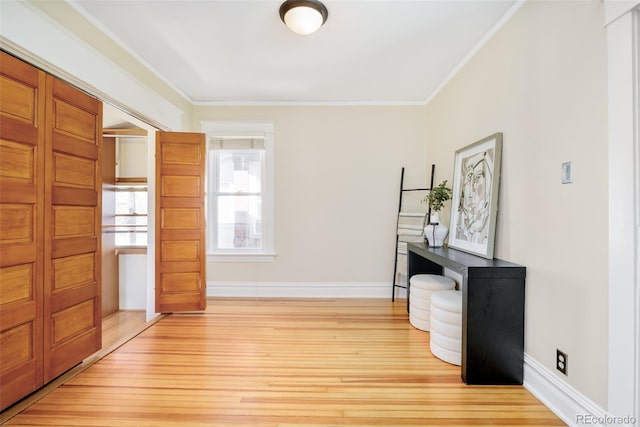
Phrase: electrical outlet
[{"left": 556, "top": 349, "right": 568, "bottom": 375}]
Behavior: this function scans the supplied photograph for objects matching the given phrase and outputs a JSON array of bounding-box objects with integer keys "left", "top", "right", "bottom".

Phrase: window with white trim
[
  {"left": 203, "top": 122, "right": 275, "bottom": 262},
  {"left": 114, "top": 182, "right": 148, "bottom": 247}
]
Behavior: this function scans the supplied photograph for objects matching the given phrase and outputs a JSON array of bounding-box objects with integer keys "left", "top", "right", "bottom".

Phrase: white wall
[
  {"left": 118, "top": 254, "right": 147, "bottom": 310},
  {"left": 193, "top": 106, "right": 428, "bottom": 289},
  {"left": 422, "top": 0, "right": 609, "bottom": 408},
  {"left": 117, "top": 138, "right": 148, "bottom": 178}
]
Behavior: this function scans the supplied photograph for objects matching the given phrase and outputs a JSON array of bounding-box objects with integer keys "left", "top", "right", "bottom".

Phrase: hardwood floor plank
[
  {"left": 101, "top": 310, "right": 147, "bottom": 349},
  {"left": 4, "top": 298, "right": 565, "bottom": 426},
  {"left": 0, "top": 309, "right": 158, "bottom": 423}
]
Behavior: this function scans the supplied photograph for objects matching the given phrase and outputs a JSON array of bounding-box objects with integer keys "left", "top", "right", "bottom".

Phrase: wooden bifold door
[
  {"left": 155, "top": 132, "right": 206, "bottom": 313},
  {"left": 43, "top": 74, "right": 102, "bottom": 382},
  {"left": 0, "top": 52, "right": 102, "bottom": 410},
  {"left": 1, "top": 53, "right": 207, "bottom": 410}
]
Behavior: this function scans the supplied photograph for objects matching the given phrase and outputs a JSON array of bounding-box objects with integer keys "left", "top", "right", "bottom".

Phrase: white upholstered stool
[
  {"left": 409, "top": 274, "right": 455, "bottom": 331},
  {"left": 429, "top": 289, "right": 462, "bottom": 366}
]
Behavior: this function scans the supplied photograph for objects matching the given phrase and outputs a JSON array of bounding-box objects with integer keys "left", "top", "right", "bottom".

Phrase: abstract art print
[{"left": 448, "top": 133, "right": 502, "bottom": 259}]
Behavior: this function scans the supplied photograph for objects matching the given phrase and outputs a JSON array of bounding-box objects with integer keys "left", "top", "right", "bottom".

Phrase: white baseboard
[
  {"left": 206, "top": 281, "right": 404, "bottom": 299},
  {"left": 523, "top": 354, "right": 623, "bottom": 427}
]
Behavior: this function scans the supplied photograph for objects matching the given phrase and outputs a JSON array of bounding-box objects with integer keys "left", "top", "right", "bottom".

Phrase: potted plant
[{"left": 423, "top": 180, "right": 452, "bottom": 247}]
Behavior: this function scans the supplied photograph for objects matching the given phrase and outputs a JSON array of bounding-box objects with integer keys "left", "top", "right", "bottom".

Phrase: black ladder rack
[{"left": 392, "top": 164, "right": 435, "bottom": 301}]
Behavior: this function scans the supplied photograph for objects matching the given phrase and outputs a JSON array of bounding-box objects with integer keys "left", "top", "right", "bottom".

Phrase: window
[
  {"left": 211, "top": 141, "right": 263, "bottom": 250},
  {"left": 114, "top": 182, "right": 148, "bottom": 246},
  {"left": 202, "top": 122, "right": 275, "bottom": 261}
]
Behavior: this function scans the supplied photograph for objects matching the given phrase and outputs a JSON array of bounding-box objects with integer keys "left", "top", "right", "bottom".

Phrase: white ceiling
[{"left": 70, "top": 0, "right": 519, "bottom": 105}]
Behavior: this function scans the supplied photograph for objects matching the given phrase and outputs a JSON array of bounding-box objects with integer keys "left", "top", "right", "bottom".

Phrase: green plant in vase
[
  {"left": 425, "top": 180, "right": 453, "bottom": 215},
  {"left": 422, "top": 180, "right": 452, "bottom": 247}
]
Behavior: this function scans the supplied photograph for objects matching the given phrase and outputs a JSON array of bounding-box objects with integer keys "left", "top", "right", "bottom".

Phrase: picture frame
[{"left": 448, "top": 133, "right": 502, "bottom": 259}]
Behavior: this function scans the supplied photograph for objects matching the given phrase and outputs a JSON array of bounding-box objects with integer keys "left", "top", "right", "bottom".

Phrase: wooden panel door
[
  {"left": 43, "top": 75, "right": 102, "bottom": 381},
  {"left": 0, "top": 52, "right": 46, "bottom": 410},
  {"left": 156, "top": 132, "right": 206, "bottom": 312}
]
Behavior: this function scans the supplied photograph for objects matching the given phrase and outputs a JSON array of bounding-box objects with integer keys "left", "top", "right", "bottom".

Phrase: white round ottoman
[
  {"left": 429, "top": 289, "right": 462, "bottom": 366},
  {"left": 409, "top": 274, "right": 455, "bottom": 331}
]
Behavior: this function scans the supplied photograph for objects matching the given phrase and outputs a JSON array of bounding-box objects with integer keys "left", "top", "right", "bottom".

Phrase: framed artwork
[{"left": 448, "top": 133, "right": 502, "bottom": 259}]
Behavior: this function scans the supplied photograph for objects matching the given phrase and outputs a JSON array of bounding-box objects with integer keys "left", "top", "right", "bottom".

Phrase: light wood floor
[
  {"left": 3, "top": 298, "right": 564, "bottom": 426},
  {"left": 0, "top": 309, "right": 154, "bottom": 423},
  {"left": 102, "top": 309, "right": 148, "bottom": 349}
]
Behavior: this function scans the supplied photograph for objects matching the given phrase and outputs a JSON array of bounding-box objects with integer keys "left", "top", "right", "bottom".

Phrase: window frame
[
  {"left": 113, "top": 180, "right": 148, "bottom": 248},
  {"left": 201, "top": 121, "right": 276, "bottom": 262}
]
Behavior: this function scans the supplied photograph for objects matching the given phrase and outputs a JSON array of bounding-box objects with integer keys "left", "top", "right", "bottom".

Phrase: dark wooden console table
[{"left": 407, "top": 242, "right": 526, "bottom": 385}]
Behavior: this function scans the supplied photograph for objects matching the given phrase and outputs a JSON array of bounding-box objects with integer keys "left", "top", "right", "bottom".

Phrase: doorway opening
[{"left": 101, "top": 103, "right": 159, "bottom": 347}]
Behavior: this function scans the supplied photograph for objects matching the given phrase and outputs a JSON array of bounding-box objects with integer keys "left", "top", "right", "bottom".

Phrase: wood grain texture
[
  {"left": 0, "top": 51, "right": 45, "bottom": 411},
  {"left": 1, "top": 309, "right": 154, "bottom": 423},
  {"left": 3, "top": 298, "right": 563, "bottom": 426},
  {"left": 101, "top": 309, "right": 146, "bottom": 350},
  {"left": 43, "top": 74, "right": 102, "bottom": 383},
  {"left": 155, "top": 132, "right": 206, "bottom": 313}
]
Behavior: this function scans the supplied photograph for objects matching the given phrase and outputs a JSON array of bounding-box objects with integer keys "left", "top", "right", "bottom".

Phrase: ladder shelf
[{"left": 392, "top": 164, "right": 436, "bottom": 301}]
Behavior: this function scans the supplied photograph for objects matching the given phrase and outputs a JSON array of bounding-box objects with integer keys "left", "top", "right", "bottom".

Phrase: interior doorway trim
[{"left": 605, "top": 2, "right": 639, "bottom": 420}]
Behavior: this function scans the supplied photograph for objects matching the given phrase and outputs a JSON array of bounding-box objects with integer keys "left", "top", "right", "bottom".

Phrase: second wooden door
[
  {"left": 155, "top": 132, "right": 206, "bottom": 313},
  {"left": 43, "top": 75, "right": 102, "bottom": 382}
]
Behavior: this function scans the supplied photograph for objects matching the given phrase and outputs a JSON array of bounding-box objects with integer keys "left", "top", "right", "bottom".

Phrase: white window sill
[{"left": 207, "top": 252, "right": 277, "bottom": 263}]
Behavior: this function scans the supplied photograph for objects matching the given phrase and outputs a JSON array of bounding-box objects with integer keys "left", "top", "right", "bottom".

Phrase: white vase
[{"left": 424, "top": 211, "right": 449, "bottom": 248}]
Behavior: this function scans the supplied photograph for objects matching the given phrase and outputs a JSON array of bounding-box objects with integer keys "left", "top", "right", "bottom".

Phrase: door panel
[
  {"left": 43, "top": 75, "right": 102, "bottom": 382},
  {"left": 161, "top": 240, "right": 201, "bottom": 262},
  {"left": 0, "top": 51, "right": 45, "bottom": 410},
  {"left": 156, "top": 132, "right": 206, "bottom": 313}
]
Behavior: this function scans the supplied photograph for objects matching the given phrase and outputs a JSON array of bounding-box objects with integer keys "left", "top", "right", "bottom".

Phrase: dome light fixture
[{"left": 279, "top": 0, "right": 328, "bottom": 35}]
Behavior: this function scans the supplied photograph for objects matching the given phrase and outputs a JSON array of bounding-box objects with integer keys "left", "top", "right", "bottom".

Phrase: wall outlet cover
[{"left": 556, "top": 349, "right": 568, "bottom": 375}]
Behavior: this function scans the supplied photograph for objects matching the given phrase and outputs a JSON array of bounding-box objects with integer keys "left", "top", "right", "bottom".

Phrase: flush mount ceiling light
[{"left": 279, "top": 0, "right": 328, "bottom": 35}]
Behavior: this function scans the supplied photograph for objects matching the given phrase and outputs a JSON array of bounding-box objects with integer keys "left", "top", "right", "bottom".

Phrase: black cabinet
[{"left": 407, "top": 242, "right": 526, "bottom": 385}]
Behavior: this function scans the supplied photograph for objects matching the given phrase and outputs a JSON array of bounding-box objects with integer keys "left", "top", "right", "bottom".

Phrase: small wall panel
[
  {"left": 51, "top": 299, "right": 95, "bottom": 345},
  {"left": 161, "top": 143, "right": 200, "bottom": 165},
  {"left": 161, "top": 241, "right": 199, "bottom": 262},
  {"left": 53, "top": 153, "right": 95, "bottom": 188},
  {"left": 0, "top": 263, "right": 33, "bottom": 305},
  {"left": 52, "top": 100, "right": 96, "bottom": 144},
  {"left": 52, "top": 206, "right": 95, "bottom": 238},
  {"left": 0, "top": 323, "right": 33, "bottom": 373},
  {"left": 0, "top": 76, "right": 36, "bottom": 124},
  {"left": 52, "top": 253, "right": 94, "bottom": 292},
  {"left": 161, "top": 208, "right": 200, "bottom": 230},
  {"left": 161, "top": 176, "right": 200, "bottom": 197},
  {"left": 0, "top": 204, "right": 33, "bottom": 244},
  {"left": 0, "top": 140, "right": 35, "bottom": 183},
  {"left": 160, "top": 272, "right": 201, "bottom": 293}
]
